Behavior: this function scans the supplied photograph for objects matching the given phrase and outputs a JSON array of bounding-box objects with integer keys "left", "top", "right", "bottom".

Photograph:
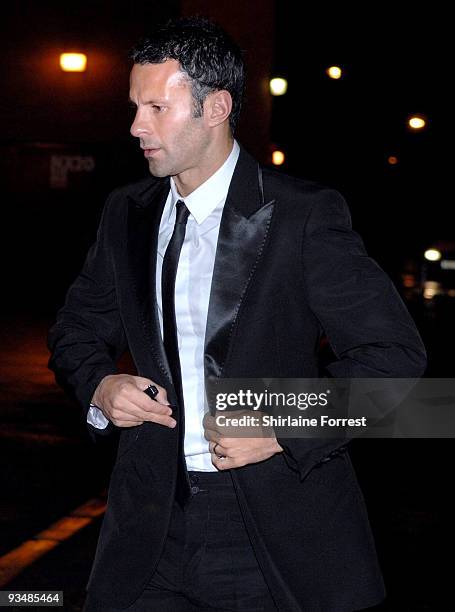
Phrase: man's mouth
[{"left": 143, "top": 148, "right": 160, "bottom": 158}]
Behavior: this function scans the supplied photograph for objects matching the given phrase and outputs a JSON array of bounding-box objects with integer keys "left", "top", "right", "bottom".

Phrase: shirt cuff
[{"left": 87, "top": 404, "right": 110, "bottom": 429}]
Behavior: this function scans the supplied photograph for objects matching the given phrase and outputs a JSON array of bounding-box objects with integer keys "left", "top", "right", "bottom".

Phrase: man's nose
[{"left": 130, "top": 110, "right": 150, "bottom": 138}]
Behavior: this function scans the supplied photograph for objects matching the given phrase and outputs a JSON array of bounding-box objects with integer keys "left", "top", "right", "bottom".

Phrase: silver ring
[{"left": 213, "top": 442, "right": 226, "bottom": 459}]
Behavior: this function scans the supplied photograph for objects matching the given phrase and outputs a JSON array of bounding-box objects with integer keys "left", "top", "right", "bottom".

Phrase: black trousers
[{"left": 84, "top": 470, "right": 277, "bottom": 611}]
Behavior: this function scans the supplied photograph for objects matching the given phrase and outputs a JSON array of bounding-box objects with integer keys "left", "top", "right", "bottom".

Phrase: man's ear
[{"left": 204, "top": 90, "right": 232, "bottom": 127}]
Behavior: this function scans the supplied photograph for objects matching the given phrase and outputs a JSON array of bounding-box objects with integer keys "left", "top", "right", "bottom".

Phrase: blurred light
[
  {"left": 408, "top": 116, "right": 426, "bottom": 130},
  {"left": 269, "top": 78, "right": 288, "bottom": 96},
  {"left": 423, "top": 281, "right": 441, "bottom": 300},
  {"left": 272, "top": 150, "right": 285, "bottom": 165},
  {"left": 424, "top": 248, "right": 442, "bottom": 262},
  {"left": 60, "top": 53, "right": 87, "bottom": 72},
  {"left": 326, "top": 66, "right": 342, "bottom": 79},
  {"left": 402, "top": 273, "right": 416, "bottom": 288},
  {"left": 441, "top": 260, "right": 455, "bottom": 270},
  {"left": 387, "top": 155, "right": 399, "bottom": 165}
]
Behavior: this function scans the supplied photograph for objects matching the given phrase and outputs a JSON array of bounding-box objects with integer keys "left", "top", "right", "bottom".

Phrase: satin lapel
[
  {"left": 127, "top": 178, "right": 173, "bottom": 385},
  {"left": 204, "top": 148, "right": 275, "bottom": 379}
]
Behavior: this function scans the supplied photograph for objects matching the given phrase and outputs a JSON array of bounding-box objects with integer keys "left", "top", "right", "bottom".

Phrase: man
[{"left": 48, "top": 16, "right": 426, "bottom": 612}]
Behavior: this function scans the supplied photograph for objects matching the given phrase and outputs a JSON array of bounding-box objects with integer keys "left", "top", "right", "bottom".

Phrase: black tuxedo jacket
[{"left": 48, "top": 146, "right": 426, "bottom": 611}]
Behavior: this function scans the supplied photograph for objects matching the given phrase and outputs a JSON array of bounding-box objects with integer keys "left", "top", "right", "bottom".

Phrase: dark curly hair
[{"left": 130, "top": 16, "right": 245, "bottom": 133}]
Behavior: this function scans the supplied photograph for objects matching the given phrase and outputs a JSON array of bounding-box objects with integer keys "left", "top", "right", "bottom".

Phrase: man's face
[{"left": 129, "top": 59, "right": 211, "bottom": 178}]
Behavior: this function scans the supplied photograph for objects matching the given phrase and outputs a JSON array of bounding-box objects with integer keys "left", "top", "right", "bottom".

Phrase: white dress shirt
[{"left": 88, "top": 140, "right": 240, "bottom": 471}]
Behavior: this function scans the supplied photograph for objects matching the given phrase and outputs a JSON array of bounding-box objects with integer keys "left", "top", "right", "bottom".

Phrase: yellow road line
[{"left": 0, "top": 495, "right": 106, "bottom": 587}]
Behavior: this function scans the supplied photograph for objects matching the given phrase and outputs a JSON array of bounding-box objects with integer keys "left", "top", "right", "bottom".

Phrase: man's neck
[{"left": 173, "top": 138, "right": 234, "bottom": 197}]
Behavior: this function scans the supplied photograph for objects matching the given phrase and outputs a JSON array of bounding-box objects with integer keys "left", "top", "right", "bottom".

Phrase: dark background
[
  {"left": 0, "top": 2, "right": 452, "bottom": 610},
  {"left": 0, "top": 2, "right": 450, "bottom": 317}
]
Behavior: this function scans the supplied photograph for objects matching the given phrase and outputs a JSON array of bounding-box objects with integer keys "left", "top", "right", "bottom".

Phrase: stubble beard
[
  {"left": 147, "top": 159, "right": 169, "bottom": 178},
  {"left": 146, "top": 152, "right": 177, "bottom": 178}
]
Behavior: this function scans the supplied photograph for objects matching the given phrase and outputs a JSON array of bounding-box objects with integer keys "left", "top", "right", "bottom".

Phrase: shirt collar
[{"left": 168, "top": 140, "right": 240, "bottom": 225}]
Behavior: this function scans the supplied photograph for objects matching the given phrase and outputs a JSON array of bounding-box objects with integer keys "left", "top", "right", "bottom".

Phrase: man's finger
[
  {"left": 212, "top": 454, "right": 230, "bottom": 470},
  {"left": 139, "top": 382, "right": 170, "bottom": 406},
  {"left": 203, "top": 428, "right": 221, "bottom": 442},
  {"left": 129, "top": 388, "right": 174, "bottom": 415},
  {"left": 115, "top": 419, "right": 144, "bottom": 428},
  {"left": 209, "top": 440, "right": 227, "bottom": 455},
  {"left": 202, "top": 413, "right": 216, "bottom": 428},
  {"left": 111, "top": 399, "right": 176, "bottom": 428},
  {"left": 212, "top": 440, "right": 229, "bottom": 455}
]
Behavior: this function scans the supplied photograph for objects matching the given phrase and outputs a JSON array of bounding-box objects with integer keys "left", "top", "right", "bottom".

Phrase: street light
[
  {"left": 408, "top": 116, "right": 426, "bottom": 130},
  {"left": 272, "top": 150, "right": 285, "bottom": 166},
  {"left": 60, "top": 53, "right": 87, "bottom": 72},
  {"left": 269, "top": 78, "right": 288, "bottom": 96},
  {"left": 326, "top": 66, "right": 342, "bottom": 79},
  {"left": 424, "top": 248, "right": 442, "bottom": 262}
]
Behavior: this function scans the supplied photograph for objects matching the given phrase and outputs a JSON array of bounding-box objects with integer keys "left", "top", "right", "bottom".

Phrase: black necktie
[
  {"left": 162, "top": 200, "right": 190, "bottom": 385},
  {"left": 161, "top": 199, "right": 191, "bottom": 505}
]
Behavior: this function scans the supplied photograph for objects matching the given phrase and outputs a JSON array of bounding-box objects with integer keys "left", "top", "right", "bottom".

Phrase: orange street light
[
  {"left": 272, "top": 150, "right": 285, "bottom": 166},
  {"left": 60, "top": 53, "right": 87, "bottom": 72}
]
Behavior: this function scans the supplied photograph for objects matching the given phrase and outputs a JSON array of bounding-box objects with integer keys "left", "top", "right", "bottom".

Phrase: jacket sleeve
[
  {"left": 277, "top": 189, "right": 427, "bottom": 479},
  {"left": 47, "top": 191, "right": 127, "bottom": 439}
]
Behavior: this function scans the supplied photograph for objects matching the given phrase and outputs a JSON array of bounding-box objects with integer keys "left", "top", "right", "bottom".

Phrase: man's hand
[
  {"left": 203, "top": 412, "right": 283, "bottom": 470},
  {"left": 91, "top": 374, "right": 176, "bottom": 429}
]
